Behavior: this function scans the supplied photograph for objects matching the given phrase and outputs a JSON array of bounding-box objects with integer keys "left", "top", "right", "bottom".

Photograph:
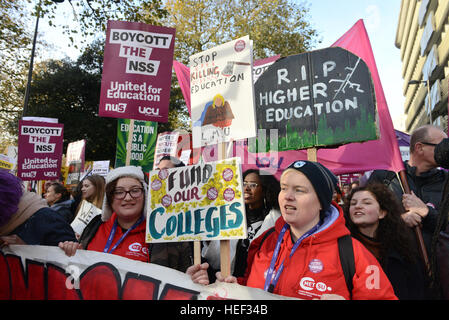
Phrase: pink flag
[
  {"left": 320, "top": 19, "right": 404, "bottom": 173},
  {"left": 173, "top": 60, "right": 192, "bottom": 116},
  {"left": 232, "top": 19, "right": 404, "bottom": 176}
]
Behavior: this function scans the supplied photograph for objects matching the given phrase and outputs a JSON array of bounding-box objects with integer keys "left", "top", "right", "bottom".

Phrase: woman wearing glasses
[
  {"left": 235, "top": 169, "right": 282, "bottom": 275},
  {"left": 195, "top": 169, "right": 281, "bottom": 282},
  {"left": 58, "top": 166, "right": 191, "bottom": 271}
]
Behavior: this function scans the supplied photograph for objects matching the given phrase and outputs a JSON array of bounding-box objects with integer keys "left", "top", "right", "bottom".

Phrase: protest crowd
[
  {"left": 1, "top": 126, "right": 449, "bottom": 300},
  {"left": 1, "top": 19, "right": 449, "bottom": 302}
]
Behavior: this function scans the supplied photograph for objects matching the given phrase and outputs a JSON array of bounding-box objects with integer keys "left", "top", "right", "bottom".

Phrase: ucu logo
[{"left": 138, "top": 106, "right": 160, "bottom": 116}]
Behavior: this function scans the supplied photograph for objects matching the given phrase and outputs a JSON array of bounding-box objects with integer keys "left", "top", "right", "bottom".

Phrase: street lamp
[
  {"left": 22, "top": 2, "right": 41, "bottom": 118},
  {"left": 22, "top": 0, "right": 68, "bottom": 118},
  {"left": 408, "top": 79, "right": 432, "bottom": 124}
]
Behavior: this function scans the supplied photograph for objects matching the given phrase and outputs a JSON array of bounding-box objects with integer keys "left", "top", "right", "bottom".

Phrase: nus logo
[
  {"left": 105, "top": 103, "right": 127, "bottom": 113},
  {"left": 138, "top": 106, "right": 160, "bottom": 116}
]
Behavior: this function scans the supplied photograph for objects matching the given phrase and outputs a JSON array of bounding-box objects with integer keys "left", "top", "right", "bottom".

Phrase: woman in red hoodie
[
  {"left": 189, "top": 160, "right": 398, "bottom": 300},
  {"left": 59, "top": 166, "right": 151, "bottom": 262},
  {"left": 59, "top": 165, "right": 192, "bottom": 272}
]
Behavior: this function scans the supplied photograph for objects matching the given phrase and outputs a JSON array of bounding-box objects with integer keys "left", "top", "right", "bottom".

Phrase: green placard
[{"left": 115, "top": 119, "right": 158, "bottom": 172}]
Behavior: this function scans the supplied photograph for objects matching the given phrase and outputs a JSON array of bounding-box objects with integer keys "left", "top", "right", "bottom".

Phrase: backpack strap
[
  {"left": 79, "top": 214, "right": 103, "bottom": 249},
  {"left": 338, "top": 235, "right": 355, "bottom": 299},
  {"left": 258, "top": 227, "right": 276, "bottom": 250}
]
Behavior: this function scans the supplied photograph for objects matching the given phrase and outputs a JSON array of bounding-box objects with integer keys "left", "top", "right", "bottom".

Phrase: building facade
[{"left": 395, "top": 0, "right": 449, "bottom": 133}]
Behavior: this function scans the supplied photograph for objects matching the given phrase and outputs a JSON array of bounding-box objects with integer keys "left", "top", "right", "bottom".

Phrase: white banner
[{"left": 0, "top": 245, "right": 295, "bottom": 301}]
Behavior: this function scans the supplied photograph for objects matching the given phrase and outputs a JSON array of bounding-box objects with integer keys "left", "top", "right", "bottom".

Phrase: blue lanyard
[
  {"left": 103, "top": 215, "right": 144, "bottom": 254},
  {"left": 264, "top": 222, "right": 321, "bottom": 292}
]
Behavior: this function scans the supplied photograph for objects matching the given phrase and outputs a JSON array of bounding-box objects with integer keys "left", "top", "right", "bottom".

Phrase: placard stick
[
  {"left": 307, "top": 147, "right": 318, "bottom": 162},
  {"left": 192, "top": 141, "right": 208, "bottom": 266},
  {"left": 125, "top": 119, "right": 135, "bottom": 166},
  {"left": 219, "top": 141, "right": 231, "bottom": 278},
  {"left": 396, "top": 171, "right": 431, "bottom": 277},
  {"left": 37, "top": 180, "right": 42, "bottom": 196},
  {"left": 220, "top": 239, "right": 231, "bottom": 277},
  {"left": 193, "top": 241, "right": 202, "bottom": 265}
]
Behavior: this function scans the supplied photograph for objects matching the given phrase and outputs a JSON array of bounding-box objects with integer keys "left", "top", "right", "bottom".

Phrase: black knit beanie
[{"left": 285, "top": 160, "right": 338, "bottom": 212}]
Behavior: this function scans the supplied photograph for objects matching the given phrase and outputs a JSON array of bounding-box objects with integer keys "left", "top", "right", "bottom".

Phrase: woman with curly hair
[
  {"left": 197, "top": 169, "right": 281, "bottom": 281},
  {"left": 345, "top": 182, "right": 428, "bottom": 299}
]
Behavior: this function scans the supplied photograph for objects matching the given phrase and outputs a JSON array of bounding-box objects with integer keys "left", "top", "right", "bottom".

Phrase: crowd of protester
[{"left": 1, "top": 124, "right": 449, "bottom": 300}]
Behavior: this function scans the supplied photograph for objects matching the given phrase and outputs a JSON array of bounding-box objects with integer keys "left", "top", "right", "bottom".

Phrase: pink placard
[
  {"left": 17, "top": 120, "right": 64, "bottom": 181},
  {"left": 98, "top": 20, "right": 176, "bottom": 122}
]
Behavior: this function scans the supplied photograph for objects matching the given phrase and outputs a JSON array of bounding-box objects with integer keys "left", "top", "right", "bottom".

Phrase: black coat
[
  {"left": 51, "top": 199, "right": 75, "bottom": 224},
  {"left": 383, "top": 249, "right": 427, "bottom": 300},
  {"left": 13, "top": 207, "right": 77, "bottom": 245},
  {"left": 368, "top": 161, "right": 449, "bottom": 253},
  {"left": 351, "top": 231, "right": 428, "bottom": 300}
]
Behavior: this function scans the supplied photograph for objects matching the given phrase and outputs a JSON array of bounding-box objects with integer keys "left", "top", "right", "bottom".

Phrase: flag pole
[
  {"left": 125, "top": 119, "right": 134, "bottom": 166},
  {"left": 397, "top": 170, "right": 431, "bottom": 276}
]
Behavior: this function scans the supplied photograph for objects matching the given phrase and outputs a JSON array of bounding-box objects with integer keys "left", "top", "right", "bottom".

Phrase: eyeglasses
[
  {"left": 421, "top": 142, "right": 438, "bottom": 147},
  {"left": 113, "top": 188, "right": 144, "bottom": 200},
  {"left": 243, "top": 182, "right": 259, "bottom": 189}
]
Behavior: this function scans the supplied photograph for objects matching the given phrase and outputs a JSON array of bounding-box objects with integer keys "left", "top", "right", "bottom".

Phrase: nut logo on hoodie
[
  {"left": 298, "top": 277, "right": 332, "bottom": 298},
  {"left": 300, "top": 277, "right": 317, "bottom": 291},
  {"left": 128, "top": 242, "right": 148, "bottom": 258}
]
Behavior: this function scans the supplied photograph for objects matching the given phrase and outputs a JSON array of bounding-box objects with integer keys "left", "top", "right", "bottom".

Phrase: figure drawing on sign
[
  {"left": 221, "top": 61, "right": 251, "bottom": 77},
  {"left": 196, "top": 94, "right": 235, "bottom": 129},
  {"left": 330, "top": 58, "right": 364, "bottom": 99}
]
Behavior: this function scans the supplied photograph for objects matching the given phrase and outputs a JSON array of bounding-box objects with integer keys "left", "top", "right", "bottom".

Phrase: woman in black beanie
[{"left": 189, "top": 160, "right": 398, "bottom": 300}]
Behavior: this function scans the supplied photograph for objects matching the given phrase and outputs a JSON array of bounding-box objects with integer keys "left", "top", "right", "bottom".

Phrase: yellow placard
[{"left": 0, "top": 159, "right": 13, "bottom": 170}]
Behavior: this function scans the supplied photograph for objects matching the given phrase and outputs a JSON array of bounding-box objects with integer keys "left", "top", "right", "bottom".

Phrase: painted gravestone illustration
[{"left": 254, "top": 47, "right": 378, "bottom": 151}]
